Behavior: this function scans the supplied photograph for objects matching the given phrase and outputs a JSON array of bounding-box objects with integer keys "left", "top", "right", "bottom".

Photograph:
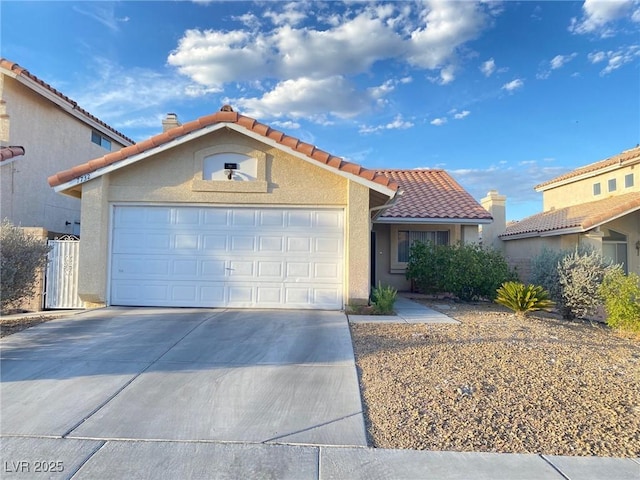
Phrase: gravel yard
[{"left": 351, "top": 300, "right": 640, "bottom": 457}]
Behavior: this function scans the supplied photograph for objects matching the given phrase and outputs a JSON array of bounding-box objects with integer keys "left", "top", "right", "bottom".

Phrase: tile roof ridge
[
  {"left": 0, "top": 57, "right": 134, "bottom": 145},
  {"left": 48, "top": 105, "right": 398, "bottom": 193},
  {"left": 535, "top": 144, "right": 640, "bottom": 189}
]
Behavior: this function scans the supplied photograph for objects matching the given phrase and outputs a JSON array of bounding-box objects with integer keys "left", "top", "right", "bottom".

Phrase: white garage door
[{"left": 110, "top": 206, "right": 344, "bottom": 309}]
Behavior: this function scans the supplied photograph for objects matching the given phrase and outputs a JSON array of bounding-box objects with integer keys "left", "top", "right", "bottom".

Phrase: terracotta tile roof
[
  {"left": 375, "top": 169, "right": 492, "bottom": 221},
  {"left": 0, "top": 145, "right": 25, "bottom": 162},
  {"left": 48, "top": 105, "right": 398, "bottom": 192},
  {"left": 0, "top": 58, "right": 134, "bottom": 145},
  {"left": 500, "top": 191, "right": 640, "bottom": 239},
  {"left": 535, "top": 145, "right": 640, "bottom": 190}
]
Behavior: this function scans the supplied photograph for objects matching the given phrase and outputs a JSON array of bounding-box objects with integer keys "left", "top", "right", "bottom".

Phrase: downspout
[{"left": 369, "top": 189, "right": 403, "bottom": 228}]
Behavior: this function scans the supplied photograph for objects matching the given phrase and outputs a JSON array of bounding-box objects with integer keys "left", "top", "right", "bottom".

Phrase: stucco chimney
[
  {"left": 162, "top": 113, "right": 181, "bottom": 132},
  {"left": 481, "top": 190, "right": 507, "bottom": 251}
]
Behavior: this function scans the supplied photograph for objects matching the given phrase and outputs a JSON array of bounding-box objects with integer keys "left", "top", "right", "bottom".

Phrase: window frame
[
  {"left": 608, "top": 178, "right": 617, "bottom": 192},
  {"left": 91, "top": 131, "right": 112, "bottom": 151},
  {"left": 593, "top": 182, "right": 601, "bottom": 196},
  {"left": 390, "top": 224, "right": 452, "bottom": 272},
  {"left": 625, "top": 173, "right": 634, "bottom": 188}
]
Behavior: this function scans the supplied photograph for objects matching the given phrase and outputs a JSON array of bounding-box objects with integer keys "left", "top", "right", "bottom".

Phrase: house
[
  {"left": 484, "top": 145, "right": 640, "bottom": 280},
  {"left": 48, "top": 105, "right": 491, "bottom": 310},
  {"left": 372, "top": 169, "right": 493, "bottom": 291},
  {"left": 0, "top": 58, "right": 133, "bottom": 236}
]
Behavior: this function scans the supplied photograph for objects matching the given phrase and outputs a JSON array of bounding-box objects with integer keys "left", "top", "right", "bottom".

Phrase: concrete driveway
[{"left": 1, "top": 308, "right": 366, "bottom": 446}]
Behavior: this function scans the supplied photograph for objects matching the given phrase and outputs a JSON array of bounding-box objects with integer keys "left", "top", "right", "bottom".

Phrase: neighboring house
[
  {"left": 0, "top": 58, "right": 133, "bottom": 236},
  {"left": 372, "top": 169, "right": 493, "bottom": 291},
  {"left": 484, "top": 145, "right": 640, "bottom": 280}
]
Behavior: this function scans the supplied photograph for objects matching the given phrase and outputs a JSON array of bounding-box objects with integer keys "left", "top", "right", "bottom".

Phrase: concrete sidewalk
[
  {"left": 1, "top": 436, "right": 638, "bottom": 479},
  {"left": 348, "top": 295, "right": 459, "bottom": 324}
]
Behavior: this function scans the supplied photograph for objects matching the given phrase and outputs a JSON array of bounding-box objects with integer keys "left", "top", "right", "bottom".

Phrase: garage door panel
[{"left": 111, "top": 206, "right": 344, "bottom": 309}]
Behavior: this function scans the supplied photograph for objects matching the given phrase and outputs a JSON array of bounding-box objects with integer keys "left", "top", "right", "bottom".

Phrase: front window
[
  {"left": 398, "top": 230, "right": 449, "bottom": 262},
  {"left": 625, "top": 173, "right": 634, "bottom": 188},
  {"left": 91, "top": 131, "right": 112, "bottom": 150},
  {"left": 608, "top": 178, "right": 617, "bottom": 192},
  {"left": 593, "top": 183, "right": 601, "bottom": 195},
  {"left": 602, "top": 229, "right": 628, "bottom": 274}
]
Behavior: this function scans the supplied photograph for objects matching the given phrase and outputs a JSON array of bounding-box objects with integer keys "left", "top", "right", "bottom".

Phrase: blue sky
[{"left": 2, "top": 1, "right": 639, "bottom": 220}]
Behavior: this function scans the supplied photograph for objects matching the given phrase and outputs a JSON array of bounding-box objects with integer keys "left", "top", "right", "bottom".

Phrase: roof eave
[
  {"left": 375, "top": 217, "right": 492, "bottom": 225},
  {"left": 54, "top": 122, "right": 397, "bottom": 198},
  {"left": 535, "top": 157, "right": 640, "bottom": 191},
  {"left": 10, "top": 71, "right": 133, "bottom": 147}
]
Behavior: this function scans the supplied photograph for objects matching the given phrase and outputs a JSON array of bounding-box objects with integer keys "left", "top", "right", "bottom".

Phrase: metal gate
[{"left": 45, "top": 236, "right": 84, "bottom": 309}]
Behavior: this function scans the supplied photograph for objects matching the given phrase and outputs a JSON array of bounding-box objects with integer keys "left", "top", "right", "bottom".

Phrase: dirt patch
[
  {"left": 351, "top": 300, "right": 640, "bottom": 457},
  {"left": 0, "top": 315, "right": 58, "bottom": 337}
]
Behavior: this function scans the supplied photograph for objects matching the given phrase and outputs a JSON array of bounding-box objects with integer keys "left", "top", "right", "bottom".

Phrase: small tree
[
  {"left": 558, "top": 249, "right": 614, "bottom": 319},
  {"left": 530, "top": 247, "right": 566, "bottom": 303},
  {"left": 0, "top": 219, "right": 51, "bottom": 312}
]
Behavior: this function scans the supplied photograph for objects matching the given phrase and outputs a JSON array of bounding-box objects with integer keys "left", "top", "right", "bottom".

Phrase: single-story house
[{"left": 49, "top": 106, "right": 491, "bottom": 310}]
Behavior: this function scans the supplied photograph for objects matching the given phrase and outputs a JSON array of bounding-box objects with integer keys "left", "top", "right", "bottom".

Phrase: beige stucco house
[
  {"left": 0, "top": 58, "right": 132, "bottom": 235},
  {"left": 484, "top": 145, "right": 640, "bottom": 280},
  {"left": 373, "top": 169, "right": 492, "bottom": 291},
  {"left": 49, "top": 106, "right": 491, "bottom": 310}
]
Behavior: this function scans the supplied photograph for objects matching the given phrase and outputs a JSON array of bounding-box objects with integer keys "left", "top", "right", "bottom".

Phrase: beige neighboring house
[
  {"left": 483, "top": 146, "right": 640, "bottom": 280},
  {"left": 0, "top": 58, "right": 133, "bottom": 235},
  {"left": 48, "top": 106, "right": 491, "bottom": 310}
]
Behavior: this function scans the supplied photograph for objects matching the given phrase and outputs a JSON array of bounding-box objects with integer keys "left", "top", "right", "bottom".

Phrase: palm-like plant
[{"left": 495, "top": 282, "right": 555, "bottom": 316}]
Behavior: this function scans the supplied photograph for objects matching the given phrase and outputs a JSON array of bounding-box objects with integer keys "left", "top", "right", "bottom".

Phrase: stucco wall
[
  {"left": 542, "top": 164, "right": 639, "bottom": 211},
  {"left": 372, "top": 223, "right": 412, "bottom": 291},
  {"left": 76, "top": 129, "right": 376, "bottom": 307},
  {"left": 0, "top": 75, "right": 127, "bottom": 234}
]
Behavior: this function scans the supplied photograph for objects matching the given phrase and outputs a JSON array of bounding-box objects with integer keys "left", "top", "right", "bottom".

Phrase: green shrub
[
  {"left": 406, "top": 241, "right": 516, "bottom": 301},
  {"left": 371, "top": 282, "right": 398, "bottom": 315},
  {"left": 558, "top": 249, "right": 614, "bottom": 319},
  {"left": 599, "top": 267, "right": 640, "bottom": 334},
  {"left": 0, "top": 219, "right": 51, "bottom": 312},
  {"left": 495, "top": 282, "right": 555, "bottom": 316}
]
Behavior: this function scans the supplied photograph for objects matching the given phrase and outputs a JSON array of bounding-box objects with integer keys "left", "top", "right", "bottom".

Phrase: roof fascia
[
  {"left": 535, "top": 158, "right": 640, "bottom": 192},
  {"left": 54, "top": 122, "right": 397, "bottom": 198},
  {"left": 9, "top": 71, "right": 133, "bottom": 147},
  {"left": 375, "top": 217, "right": 492, "bottom": 225}
]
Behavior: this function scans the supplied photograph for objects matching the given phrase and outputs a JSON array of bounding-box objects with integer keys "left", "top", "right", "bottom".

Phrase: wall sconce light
[
  {"left": 635, "top": 240, "right": 640, "bottom": 255},
  {"left": 224, "top": 162, "right": 238, "bottom": 180}
]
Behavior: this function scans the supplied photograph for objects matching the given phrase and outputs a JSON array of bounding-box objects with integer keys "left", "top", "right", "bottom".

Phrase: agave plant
[{"left": 495, "top": 282, "right": 555, "bottom": 316}]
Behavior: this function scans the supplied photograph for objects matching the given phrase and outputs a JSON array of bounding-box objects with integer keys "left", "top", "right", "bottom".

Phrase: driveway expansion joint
[{"left": 540, "top": 454, "right": 572, "bottom": 480}]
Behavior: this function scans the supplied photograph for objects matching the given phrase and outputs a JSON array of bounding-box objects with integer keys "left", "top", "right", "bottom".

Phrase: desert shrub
[
  {"left": 371, "top": 282, "right": 398, "bottom": 315},
  {"left": 599, "top": 267, "right": 640, "bottom": 334},
  {"left": 495, "top": 281, "right": 555, "bottom": 316},
  {"left": 530, "top": 247, "right": 566, "bottom": 303},
  {"left": 558, "top": 249, "right": 614, "bottom": 319},
  {"left": 0, "top": 219, "right": 51, "bottom": 312},
  {"left": 407, "top": 242, "right": 516, "bottom": 301}
]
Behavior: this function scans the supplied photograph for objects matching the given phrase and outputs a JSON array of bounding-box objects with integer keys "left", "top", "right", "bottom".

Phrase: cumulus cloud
[
  {"left": 359, "top": 114, "right": 414, "bottom": 134},
  {"left": 588, "top": 45, "right": 640, "bottom": 74},
  {"left": 231, "top": 76, "right": 371, "bottom": 121},
  {"left": 569, "top": 0, "right": 640, "bottom": 37},
  {"left": 453, "top": 110, "right": 471, "bottom": 119},
  {"left": 167, "top": 2, "right": 503, "bottom": 122},
  {"left": 430, "top": 117, "right": 447, "bottom": 126},
  {"left": 480, "top": 58, "right": 496, "bottom": 77},
  {"left": 502, "top": 78, "right": 524, "bottom": 92}
]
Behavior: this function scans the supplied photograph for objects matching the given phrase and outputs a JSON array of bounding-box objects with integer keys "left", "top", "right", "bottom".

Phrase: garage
[{"left": 110, "top": 205, "right": 345, "bottom": 309}]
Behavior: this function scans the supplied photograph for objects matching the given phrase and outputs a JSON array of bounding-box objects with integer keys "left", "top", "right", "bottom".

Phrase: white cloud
[
  {"left": 480, "top": 58, "right": 496, "bottom": 77},
  {"left": 231, "top": 76, "right": 370, "bottom": 121},
  {"left": 359, "top": 114, "right": 414, "bottom": 134},
  {"left": 588, "top": 45, "right": 640, "bottom": 74},
  {"left": 502, "top": 78, "right": 524, "bottom": 92},
  {"left": 72, "top": 4, "right": 129, "bottom": 32},
  {"left": 167, "top": 2, "right": 503, "bottom": 121},
  {"left": 430, "top": 117, "right": 447, "bottom": 126},
  {"left": 569, "top": 0, "right": 640, "bottom": 37},
  {"left": 271, "top": 120, "right": 301, "bottom": 130},
  {"left": 550, "top": 53, "right": 578, "bottom": 69},
  {"left": 453, "top": 110, "right": 470, "bottom": 119},
  {"left": 264, "top": 2, "right": 307, "bottom": 26},
  {"left": 537, "top": 53, "right": 578, "bottom": 79}
]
